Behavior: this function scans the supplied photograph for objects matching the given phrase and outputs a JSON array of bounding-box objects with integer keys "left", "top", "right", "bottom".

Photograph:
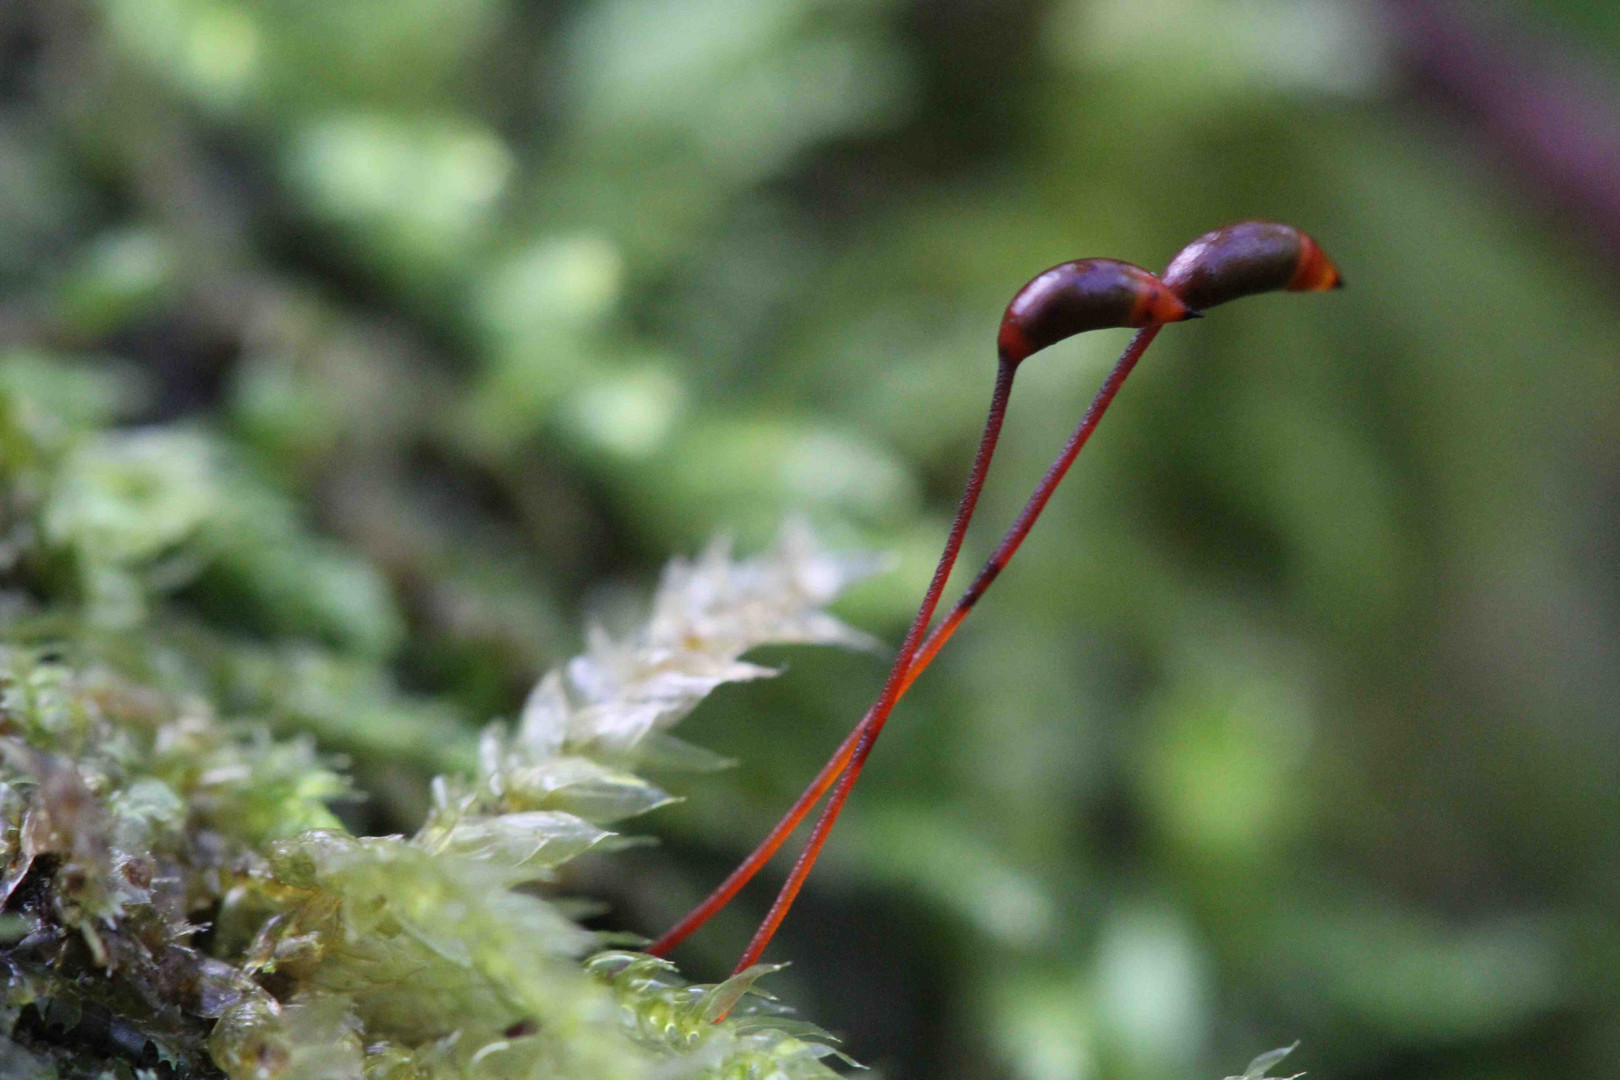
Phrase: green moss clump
[{"left": 0, "top": 354, "right": 872, "bottom": 1078}]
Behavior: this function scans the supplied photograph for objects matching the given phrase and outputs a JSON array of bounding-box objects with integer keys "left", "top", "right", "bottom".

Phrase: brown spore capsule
[
  {"left": 1162, "top": 220, "right": 1342, "bottom": 311},
  {"left": 998, "top": 258, "right": 1197, "bottom": 366}
]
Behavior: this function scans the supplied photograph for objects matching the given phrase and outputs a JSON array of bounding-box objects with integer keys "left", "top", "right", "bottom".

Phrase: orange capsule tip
[
  {"left": 1286, "top": 232, "right": 1342, "bottom": 293},
  {"left": 1129, "top": 283, "right": 1200, "bottom": 327}
]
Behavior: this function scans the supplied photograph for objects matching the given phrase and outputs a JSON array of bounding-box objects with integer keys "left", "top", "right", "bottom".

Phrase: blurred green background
[{"left": 3, "top": 0, "right": 1619, "bottom": 1077}]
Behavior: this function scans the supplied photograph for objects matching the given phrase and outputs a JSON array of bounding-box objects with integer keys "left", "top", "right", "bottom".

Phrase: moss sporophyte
[
  {"left": 0, "top": 221, "right": 1337, "bottom": 1077},
  {"left": 650, "top": 222, "right": 1343, "bottom": 998}
]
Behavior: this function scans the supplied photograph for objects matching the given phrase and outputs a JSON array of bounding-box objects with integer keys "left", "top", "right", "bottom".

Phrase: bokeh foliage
[{"left": 2, "top": 0, "right": 1619, "bottom": 1078}]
